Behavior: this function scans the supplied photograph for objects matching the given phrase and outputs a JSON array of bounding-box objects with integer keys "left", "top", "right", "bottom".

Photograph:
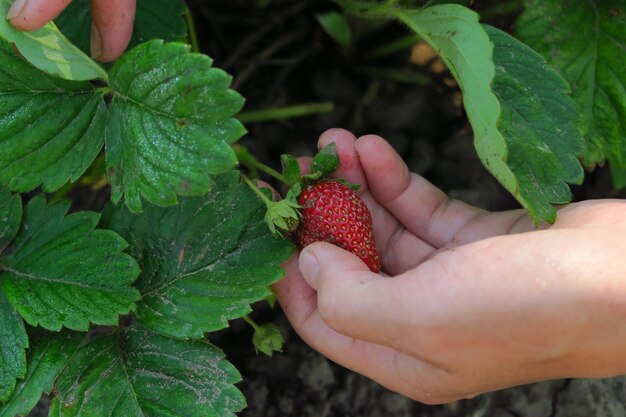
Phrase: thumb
[
  {"left": 299, "top": 242, "right": 395, "bottom": 342},
  {"left": 299, "top": 241, "right": 379, "bottom": 289}
]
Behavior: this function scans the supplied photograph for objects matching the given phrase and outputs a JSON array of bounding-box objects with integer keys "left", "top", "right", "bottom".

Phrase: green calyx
[{"left": 239, "top": 141, "right": 362, "bottom": 237}]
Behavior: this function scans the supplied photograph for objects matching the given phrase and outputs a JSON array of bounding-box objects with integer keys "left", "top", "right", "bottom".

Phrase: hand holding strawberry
[{"left": 274, "top": 128, "right": 626, "bottom": 404}]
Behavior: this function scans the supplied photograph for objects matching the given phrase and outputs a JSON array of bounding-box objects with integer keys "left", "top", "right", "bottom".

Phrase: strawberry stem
[
  {"left": 241, "top": 173, "right": 274, "bottom": 206},
  {"left": 243, "top": 315, "right": 261, "bottom": 332},
  {"left": 236, "top": 147, "right": 290, "bottom": 185}
]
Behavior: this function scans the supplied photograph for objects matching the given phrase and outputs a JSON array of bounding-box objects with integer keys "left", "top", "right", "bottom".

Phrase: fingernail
[
  {"left": 90, "top": 23, "right": 102, "bottom": 60},
  {"left": 299, "top": 249, "right": 320, "bottom": 289},
  {"left": 7, "top": 0, "right": 27, "bottom": 20}
]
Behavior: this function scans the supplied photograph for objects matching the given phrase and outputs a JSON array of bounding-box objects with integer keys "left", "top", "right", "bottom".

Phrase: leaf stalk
[
  {"left": 237, "top": 151, "right": 290, "bottom": 185},
  {"left": 237, "top": 102, "right": 334, "bottom": 124}
]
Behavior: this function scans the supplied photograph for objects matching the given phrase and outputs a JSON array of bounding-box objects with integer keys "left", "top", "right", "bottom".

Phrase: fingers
[
  {"left": 273, "top": 250, "right": 452, "bottom": 403},
  {"left": 298, "top": 242, "right": 414, "bottom": 344},
  {"left": 7, "top": 0, "right": 72, "bottom": 30},
  {"left": 90, "top": 0, "right": 136, "bottom": 62},
  {"left": 355, "top": 135, "right": 534, "bottom": 248}
]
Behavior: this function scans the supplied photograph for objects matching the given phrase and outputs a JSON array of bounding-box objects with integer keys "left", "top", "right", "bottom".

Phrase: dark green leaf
[
  {"left": 131, "top": 0, "right": 189, "bottom": 49},
  {"left": 0, "top": 331, "right": 83, "bottom": 417},
  {"left": 107, "top": 40, "right": 246, "bottom": 212},
  {"left": 49, "top": 325, "right": 245, "bottom": 417},
  {"left": 0, "top": 291, "right": 27, "bottom": 403},
  {"left": 1, "top": 196, "right": 140, "bottom": 331},
  {"left": 309, "top": 142, "right": 340, "bottom": 178},
  {"left": 486, "top": 25, "right": 584, "bottom": 222},
  {"left": 516, "top": 0, "right": 626, "bottom": 179},
  {"left": 0, "top": 186, "right": 21, "bottom": 254},
  {"left": 0, "top": 40, "right": 107, "bottom": 193},
  {"left": 55, "top": 0, "right": 188, "bottom": 55},
  {"left": 317, "top": 11, "right": 353, "bottom": 48},
  {"left": 281, "top": 154, "right": 301, "bottom": 186},
  {"left": 106, "top": 172, "right": 294, "bottom": 339}
]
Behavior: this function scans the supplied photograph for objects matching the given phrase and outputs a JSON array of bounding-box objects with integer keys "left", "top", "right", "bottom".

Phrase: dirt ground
[{"left": 28, "top": 0, "right": 626, "bottom": 415}]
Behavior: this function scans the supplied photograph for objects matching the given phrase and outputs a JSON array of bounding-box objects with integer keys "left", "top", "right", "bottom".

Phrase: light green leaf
[
  {"left": 391, "top": 5, "right": 516, "bottom": 204},
  {"left": 516, "top": 0, "right": 626, "bottom": 181},
  {"left": 0, "top": 185, "right": 21, "bottom": 254},
  {"left": 1, "top": 196, "right": 140, "bottom": 331},
  {"left": 0, "top": 40, "right": 107, "bottom": 193},
  {"left": 49, "top": 325, "right": 245, "bottom": 417},
  {"left": 0, "top": 0, "right": 106, "bottom": 81},
  {"left": 105, "top": 172, "right": 294, "bottom": 340},
  {"left": 0, "top": 291, "right": 27, "bottom": 403},
  {"left": 106, "top": 40, "right": 246, "bottom": 212},
  {"left": 0, "top": 331, "right": 83, "bottom": 417},
  {"left": 392, "top": 4, "right": 582, "bottom": 223},
  {"left": 486, "top": 25, "right": 584, "bottom": 222},
  {"left": 55, "top": 0, "right": 188, "bottom": 55}
]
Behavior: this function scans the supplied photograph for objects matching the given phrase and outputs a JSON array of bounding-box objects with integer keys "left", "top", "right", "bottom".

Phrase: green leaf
[
  {"left": 55, "top": 0, "right": 188, "bottom": 55},
  {"left": 280, "top": 154, "right": 301, "bottom": 186},
  {"left": 0, "top": 0, "right": 106, "bottom": 81},
  {"left": 106, "top": 40, "right": 246, "bottom": 212},
  {"left": 49, "top": 325, "right": 245, "bottom": 417},
  {"left": 306, "top": 142, "right": 340, "bottom": 180},
  {"left": 392, "top": 4, "right": 582, "bottom": 223},
  {"left": 105, "top": 172, "right": 294, "bottom": 340},
  {"left": 485, "top": 25, "right": 584, "bottom": 222},
  {"left": 0, "top": 186, "right": 21, "bottom": 254},
  {"left": 0, "top": 331, "right": 83, "bottom": 417},
  {"left": 0, "top": 291, "right": 27, "bottom": 403},
  {"left": 1, "top": 196, "right": 140, "bottom": 331},
  {"left": 515, "top": 0, "right": 626, "bottom": 181},
  {"left": 392, "top": 5, "right": 516, "bottom": 198},
  {"left": 130, "top": 0, "right": 189, "bottom": 49},
  {"left": 0, "top": 40, "right": 107, "bottom": 193},
  {"left": 317, "top": 11, "right": 353, "bottom": 48}
]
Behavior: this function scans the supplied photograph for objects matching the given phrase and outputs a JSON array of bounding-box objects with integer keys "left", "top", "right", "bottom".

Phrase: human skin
[
  {"left": 6, "top": 0, "right": 136, "bottom": 62},
  {"left": 274, "top": 128, "right": 626, "bottom": 404}
]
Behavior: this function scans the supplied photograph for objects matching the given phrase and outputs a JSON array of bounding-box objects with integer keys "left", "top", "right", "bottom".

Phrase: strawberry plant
[{"left": 0, "top": 0, "right": 625, "bottom": 416}]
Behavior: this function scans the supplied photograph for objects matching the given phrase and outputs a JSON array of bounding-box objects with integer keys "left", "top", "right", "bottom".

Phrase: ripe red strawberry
[{"left": 297, "top": 180, "right": 381, "bottom": 272}]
